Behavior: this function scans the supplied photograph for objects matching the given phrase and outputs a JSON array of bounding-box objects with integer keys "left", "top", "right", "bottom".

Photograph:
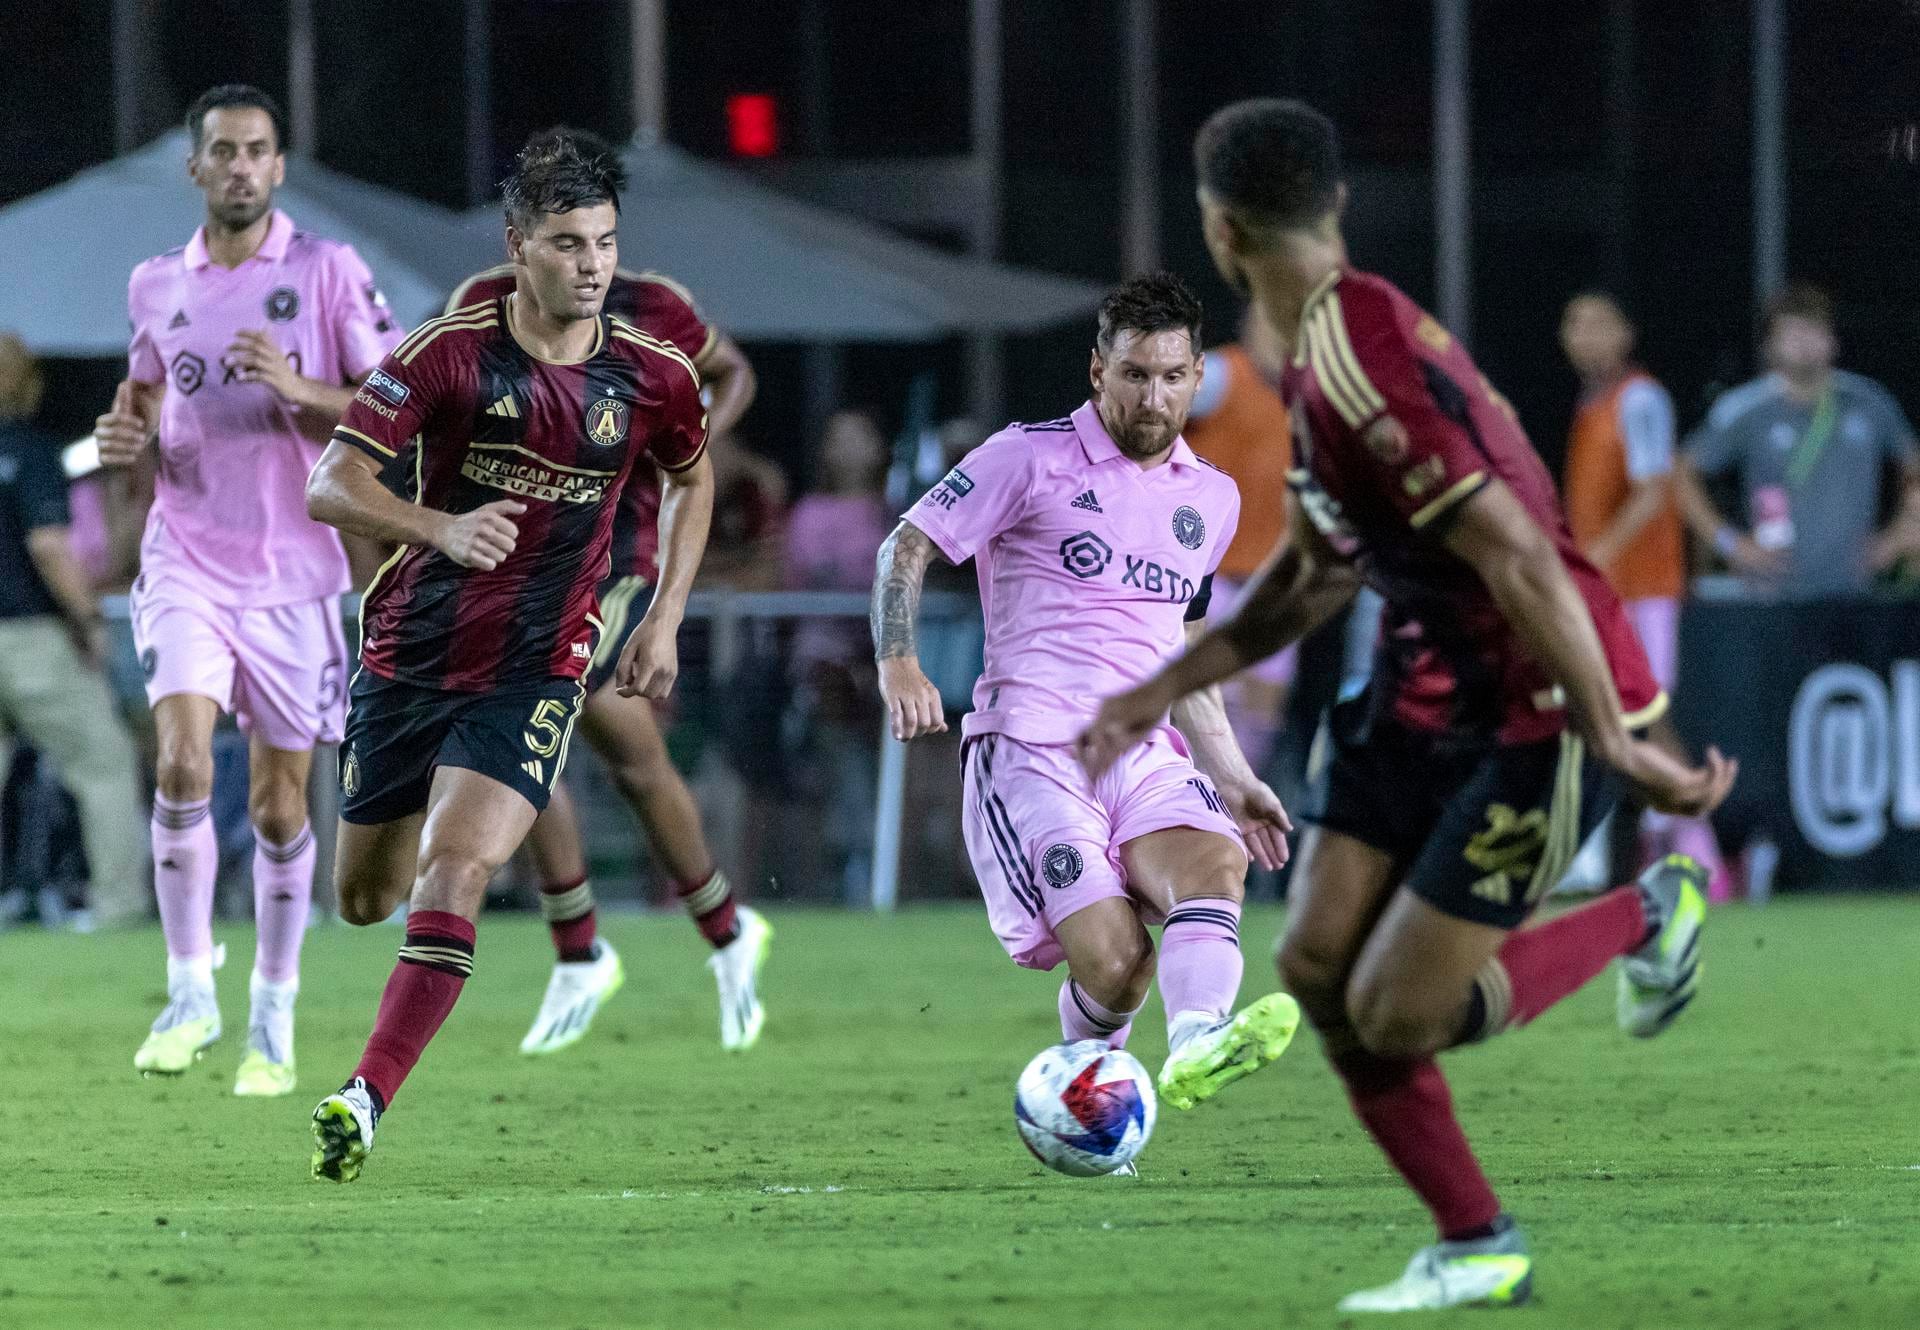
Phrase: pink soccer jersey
[
  {"left": 904, "top": 400, "right": 1241, "bottom": 745},
  {"left": 127, "top": 209, "right": 404, "bottom": 606}
]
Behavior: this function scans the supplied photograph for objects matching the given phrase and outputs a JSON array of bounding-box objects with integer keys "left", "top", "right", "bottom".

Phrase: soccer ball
[{"left": 1014, "top": 1040, "right": 1156, "bottom": 1176}]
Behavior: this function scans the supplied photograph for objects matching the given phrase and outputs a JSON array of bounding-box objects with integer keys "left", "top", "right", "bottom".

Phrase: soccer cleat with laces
[
  {"left": 1156, "top": 991, "right": 1301, "bottom": 1111},
  {"left": 1618, "top": 854, "right": 1706, "bottom": 1039},
  {"left": 519, "top": 938, "right": 626, "bottom": 1055},
  {"left": 1338, "top": 1215, "right": 1533, "bottom": 1313},
  {"left": 135, "top": 947, "right": 226, "bottom": 1075},
  {"left": 709, "top": 906, "right": 772, "bottom": 1051},
  {"left": 310, "top": 1078, "right": 381, "bottom": 1183}
]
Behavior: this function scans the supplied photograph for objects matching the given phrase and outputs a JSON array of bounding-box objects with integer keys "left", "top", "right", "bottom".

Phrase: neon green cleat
[
  {"left": 1338, "top": 1216, "right": 1533, "bottom": 1312},
  {"left": 234, "top": 1049, "right": 296, "bottom": 1097},
  {"left": 1156, "top": 991, "right": 1300, "bottom": 1111},
  {"left": 520, "top": 939, "right": 626, "bottom": 1055},
  {"left": 310, "top": 1078, "right": 380, "bottom": 1183},
  {"left": 1618, "top": 854, "right": 1706, "bottom": 1039},
  {"left": 134, "top": 1010, "right": 220, "bottom": 1076}
]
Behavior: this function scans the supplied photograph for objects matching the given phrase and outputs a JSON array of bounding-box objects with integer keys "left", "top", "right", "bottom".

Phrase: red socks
[
  {"left": 539, "top": 876, "right": 597, "bottom": 963},
  {"left": 1466, "top": 885, "right": 1648, "bottom": 1038},
  {"left": 1334, "top": 1049, "right": 1502, "bottom": 1240},
  {"left": 675, "top": 868, "right": 740, "bottom": 948},
  {"left": 352, "top": 910, "right": 476, "bottom": 1109}
]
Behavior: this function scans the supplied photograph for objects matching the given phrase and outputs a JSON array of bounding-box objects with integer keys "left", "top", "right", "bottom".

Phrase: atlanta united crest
[{"left": 585, "top": 397, "right": 630, "bottom": 446}]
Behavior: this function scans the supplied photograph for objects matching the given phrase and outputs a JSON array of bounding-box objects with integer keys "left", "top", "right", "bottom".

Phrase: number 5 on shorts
[{"left": 523, "top": 698, "right": 571, "bottom": 759}]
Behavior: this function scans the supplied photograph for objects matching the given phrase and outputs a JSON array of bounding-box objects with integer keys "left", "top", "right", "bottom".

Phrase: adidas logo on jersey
[
  {"left": 486, "top": 394, "right": 520, "bottom": 419},
  {"left": 168, "top": 310, "right": 189, "bottom": 329},
  {"left": 1069, "top": 489, "right": 1103, "bottom": 513},
  {"left": 522, "top": 759, "right": 545, "bottom": 784}
]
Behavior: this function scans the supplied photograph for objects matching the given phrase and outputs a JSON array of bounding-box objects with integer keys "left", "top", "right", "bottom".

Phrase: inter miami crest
[
  {"left": 1042, "top": 844, "right": 1084, "bottom": 889},
  {"left": 1172, "top": 506, "right": 1206, "bottom": 550},
  {"left": 265, "top": 286, "right": 300, "bottom": 322},
  {"left": 585, "top": 397, "right": 630, "bottom": 446}
]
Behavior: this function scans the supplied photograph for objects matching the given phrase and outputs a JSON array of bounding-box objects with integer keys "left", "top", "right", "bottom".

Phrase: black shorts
[
  {"left": 339, "top": 670, "right": 585, "bottom": 824},
  {"left": 583, "top": 574, "right": 654, "bottom": 695},
  {"left": 1312, "top": 692, "right": 1620, "bottom": 930}
]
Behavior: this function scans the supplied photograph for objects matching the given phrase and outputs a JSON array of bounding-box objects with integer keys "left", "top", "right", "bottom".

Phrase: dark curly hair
[
  {"left": 1096, "top": 271, "right": 1204, "bottom": 354},
  {"left": 502, "top": 132, "right": 623, "bottom": 232},
  {"left": 1193, "top": 98, "right": 1342, "bottom": 233}
]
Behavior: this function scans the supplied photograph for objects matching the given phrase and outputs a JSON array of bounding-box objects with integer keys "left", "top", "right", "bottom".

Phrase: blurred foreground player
[
  {"left": 95, "top": 85, "right": 404, "bottom": 1095},
  {"left": 874, "top": 273, "right": 1300, "bottom": 1130},
  {"left": 302, "top": 137, "right": 711, "bottom": 1181},
  {"left": 446, "top": 130, "right": 769, "bottom": 1055},
  {"left": 1083, "top": 101, "right": 1735, "bottom": 1309}
]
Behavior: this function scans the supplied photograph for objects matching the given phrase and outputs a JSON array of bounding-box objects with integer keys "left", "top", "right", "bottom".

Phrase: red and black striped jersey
[
  {"left": 333, "top": 295, "right": 706, "bottom": 691},
  {"left": 1277, "top": 267, "right": 1662, "bottom": 745},
  {"left": 446, "top": 267, "right": 717, "bottom": 585}
]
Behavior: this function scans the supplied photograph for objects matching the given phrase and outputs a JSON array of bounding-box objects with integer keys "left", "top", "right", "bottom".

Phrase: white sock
[
  {"left": 248, "top": 969, "right": 298, "bottom": 1062},
  {"left": 166, "top": 952, "right": 216, "bottom": 996}
]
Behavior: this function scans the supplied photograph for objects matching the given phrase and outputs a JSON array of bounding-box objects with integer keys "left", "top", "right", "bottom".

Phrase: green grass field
[{"left": 1, "top": 897, "right": 1914, "bottom": 1329}]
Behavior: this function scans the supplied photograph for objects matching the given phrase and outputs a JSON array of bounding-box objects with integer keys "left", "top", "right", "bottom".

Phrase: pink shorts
[
  {"left": 131, "top": 574, "right": 347, "bottom": 751},
  {"left": 961, "top": 727, "right": 1245, "bottom": 971},
  {"left": 1207, "top": 575, "right": 1298, "bottom": 686}
]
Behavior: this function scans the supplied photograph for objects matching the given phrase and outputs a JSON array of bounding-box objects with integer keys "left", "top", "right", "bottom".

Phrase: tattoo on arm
[{"left": 872, "top": 522, "right": 940, "bottom": 660}]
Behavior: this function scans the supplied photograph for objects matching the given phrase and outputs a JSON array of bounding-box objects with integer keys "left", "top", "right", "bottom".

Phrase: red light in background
[{"left": 727, "top": 93, "right": 780, "bottom": 158}]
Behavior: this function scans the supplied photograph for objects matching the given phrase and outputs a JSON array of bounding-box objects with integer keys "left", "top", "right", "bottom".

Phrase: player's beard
[
  {"left": 211, "top": 188, "right": 272, "bottom": 232},
  {"left": 1114, "top": 413, "right": 1182, "bottom": 460}
]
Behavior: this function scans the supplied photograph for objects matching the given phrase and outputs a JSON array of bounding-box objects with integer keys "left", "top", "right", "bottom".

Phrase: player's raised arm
[
  {"left": 871, "top": 519, "right": 949, "bottom": 741},
  {"left": 1442, "top": 477, "right": 1736, "bottom": 817},
  {"left": 305, "top": 349, "right": 524, "bottom": 568},
  {"left": 1079, "top": 498, "right": 1359, "bottom": 778}
]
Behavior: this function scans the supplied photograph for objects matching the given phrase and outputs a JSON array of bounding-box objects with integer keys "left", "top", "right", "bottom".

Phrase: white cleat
[
  {"left": 520, "top": 939, "right": 625, "bottom": 1055},
  {"left": 709, "top": 906, "right": 772, "bottom": 1052},
  {"left": 1338, "top": 1217, "right": 1533, "bottom": 1312},
  {"left": 1618, "top": 855, "right": 1707, "bottom": 1039},
  {"left": 1107, "top": 1159, "right": 1139, "bottom": 1178}
]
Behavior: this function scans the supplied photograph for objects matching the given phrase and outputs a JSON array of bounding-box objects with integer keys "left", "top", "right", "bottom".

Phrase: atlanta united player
[
  {"left": 1084, "top": 100, "right": 1733, "bottom": 1309},
  {"left": 95, "top": 84, "right": 404, "bottom": 1097},
  {"left": 874, "top": 273, "right": 1300, "bottom": 1136},
  {"left": 303, "top": 136, "right": 710, "bottom": 1182},
  {"left": 443, "top": 130, "right": 769, "bottom": 1055}
]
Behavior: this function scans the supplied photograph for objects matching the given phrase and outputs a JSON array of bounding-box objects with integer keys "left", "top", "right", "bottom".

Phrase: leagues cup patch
[
  {"left": 1042, "top": 844, "right": 1084, "bottom": 889},
  {"left": 586, "top": 397, "right": 630, "bottom": 446},
  {"left": 265, "top": 286, "right": 300, "bottom": 322},
  {"left": 942, "top": 467, "right": 975, "bottom": 497},
  {"left": 1172, "top": 506, "right": 1206, "bottom": 550}
]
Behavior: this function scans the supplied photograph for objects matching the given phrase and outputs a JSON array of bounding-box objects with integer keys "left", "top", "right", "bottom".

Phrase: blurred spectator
[
  {"left": 699, "top": 430, "right": 789, "bottom": 590},
  {"left": 1560, "top": 294, "right": 1728, "bottom": 899},
  {"left": 1560, "top": 293, "right": 1686, "bottom": 686},
  {"left": 1676, "top": 283, "right": 1920, "bottom": 597},
  {"left": 788, "top": 410, "right": 894, "bottom": 665},
  {"left": 0, "top": 333, "right": 144, "bottom": 927},
  {"left": 1184, "top": 309, "right": 1295, "bottom": 778},
  {"left": 785, "top": 410, "right": 894, "bottom": 900}
]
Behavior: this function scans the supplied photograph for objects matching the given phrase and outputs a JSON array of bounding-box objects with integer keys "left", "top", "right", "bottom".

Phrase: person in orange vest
[
  {"left": 1560, "top": 291, "right": 1729, "bottom": 899},
  {"left": 1185, "top": 309, "right": 1296, "bottom": 777}
]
